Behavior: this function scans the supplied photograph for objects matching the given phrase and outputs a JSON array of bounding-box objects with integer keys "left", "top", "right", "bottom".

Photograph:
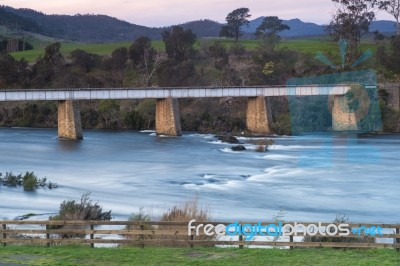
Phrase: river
[{"left": 0, "top": 128, "right": 399, "bottom": 224}]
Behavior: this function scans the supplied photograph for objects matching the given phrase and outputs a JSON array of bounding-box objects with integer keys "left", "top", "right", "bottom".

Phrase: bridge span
[
  {"left": 0, "top": 85, "right": 350, "bottom": 101},
  {"left": 0, "top": 85, "right": 357, "bottom": 140}
]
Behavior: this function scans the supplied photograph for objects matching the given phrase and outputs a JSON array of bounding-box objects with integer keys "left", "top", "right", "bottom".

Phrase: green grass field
[
  {"left": 10, "top": 38, "right": 384, "bottom": 63},
  {"left": 0, "top": 246, "right": 399, "bottom": 265},
  {"left": 10, "top": 40, "right": 165, "bottom": 62}
]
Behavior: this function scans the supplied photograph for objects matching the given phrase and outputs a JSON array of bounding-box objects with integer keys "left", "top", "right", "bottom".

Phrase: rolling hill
[
  {"left": 244, "top": 17, "right": 397, "bottom": 37},
  {"left": 0, "top": 6, "right": 397, "bottom": 42}
]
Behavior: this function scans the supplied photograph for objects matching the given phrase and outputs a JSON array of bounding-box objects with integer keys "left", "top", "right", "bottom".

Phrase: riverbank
[{"left": 0, "top": 246, "right": 399, "bottom": 265}]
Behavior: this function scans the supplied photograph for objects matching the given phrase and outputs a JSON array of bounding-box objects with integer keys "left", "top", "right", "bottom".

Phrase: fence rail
[{"left": 0, "top": 220, "right": 399, "bottom": 250}]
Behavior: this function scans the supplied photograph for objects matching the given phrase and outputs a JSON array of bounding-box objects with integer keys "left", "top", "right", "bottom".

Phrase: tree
[
  {"left": 98, "top": 99, "right": 121, "bottom": 128},
  {"left": 220, "top": 8, "right": 251, "bottom": 41},
  {"left": 162, "top": 26, "right": 197, "bottom": 62},
  {"left": 379, "top": 35, "right": 400, "bottom": 72},
  {"left": 327, "top": 0, "right": 378, "bottom": 58},
  {"left": 129, "top": 36, "right": 155, "bottom": 67},
  {"left": 103, "top": 47, "right": 128, "bottom": 86},
  {"left": 208, "top": 42, "right": 229, "bottom": 70},
  {"left": 31, "top": 42, "right": 66, "bottom": 88},
  {"left": 129, "top": 36, "right": 159, "bottom": 86},
  {"left": 379, "top": 0, "right": 400, "bottom": 35},
  {"left": 0, "top": 53, "right": 29, "bottom": 88},
  {"left": 256, "top": 16, "right": 290, "bottom": 38},
  {"left": 43, "top": 42, "right": 64, "bottom": 65},
  {"left": 70, "top": 49, "right": 101, "bottom": 73},
  {"left": 157, "top": 59, "right": 196, "bottom": 86}
]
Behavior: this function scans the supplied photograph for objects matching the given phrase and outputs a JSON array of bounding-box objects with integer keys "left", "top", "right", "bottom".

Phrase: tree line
[{"left": 0, "top": 2, "right": 399, "bottom": 133}]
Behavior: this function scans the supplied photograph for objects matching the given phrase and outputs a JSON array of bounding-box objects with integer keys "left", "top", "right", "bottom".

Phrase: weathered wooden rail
[{"left": 0, "top": 220, "right": 399, "bottom": 250}]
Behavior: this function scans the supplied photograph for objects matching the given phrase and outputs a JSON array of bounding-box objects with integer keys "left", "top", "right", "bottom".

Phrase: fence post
[
  {"left": 289, "top": 236, "right": 293, "bottom": 250},
  {"left": 46, "top": 224, "right": 50, "bottom": 247},
  {"left": 2, "top": 224, "right": 6, "bottom": 247},
  {"left": 140, "top": 224, "right": 144, "bottom": 248},
  {"left": 190, "top": 234, "right": 194, "bottom": 249},
  {"left": 396, "top": 228, "right": 400, "bottom": 252},
  {"left": 239, "top": 235, "right": 243, "bottom": 249},
  {"left": 90, "top": 224, "right": 94, "bottom": 248}
]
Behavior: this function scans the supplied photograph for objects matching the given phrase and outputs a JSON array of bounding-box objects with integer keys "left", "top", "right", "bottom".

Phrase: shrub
[
  {"left": 255, "top": 145, "right": 266, "bottom": 152},
  {"left": 0, "top": 171, "right": 57, "bottom": 190},
  {"left": 1, "top": 172, "right": 22, "bottom": 186},
  {"left": 247, "top": 138, "right": 274, "bottom": 152},
  {"left": 303, "top": 214, "right": 375, "bottom": 245},
  {"left": 50, "top": 193, "right": 112, "bottom": 239},
  {"left": 157, "top": 196, "right": 214, "bottom": 247},
  {"left": 125, "top": 208, "right": 155, "bottom": 242},
  {"left": 22, "top": 172, "right": 38, "bottom": 191}
]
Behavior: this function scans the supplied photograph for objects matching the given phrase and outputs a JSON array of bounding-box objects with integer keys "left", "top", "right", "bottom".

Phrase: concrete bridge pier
[
  {"left": 332, "top": 95, "right": 358, "bottom": 131},
  {"left": 58, "top": 100, "right": 83, "bottom": 140},
  {"left": 246, "top": 96, "right": 271, "bottom": 134},
  {"left": 155, "top": 98, "right": 182, "bottom": 136}
]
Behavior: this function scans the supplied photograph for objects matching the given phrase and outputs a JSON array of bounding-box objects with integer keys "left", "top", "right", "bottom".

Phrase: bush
[
  {"left": 255, "top": 145, "right": 267, "bottom": 152},
  {"left": 125, "top": 208, "right": 155, "bottom": 242},
  {"left": 303, "top": 215, "right": 375, "bottom": 245},
  {"left": 22, "top": 172, "right": 38, "bottom": 191},
  {"left": 157, "top": 196, "right": 214, "bottom": 247},
  {"left": 0, "top": 171, "right": 57, "bottom": 190},
  {"left": 246, "top": 138, "right": 274, "bottom": 152},
  {"left": 50, "top": 193, "right": 112, "bottom": 239},
  {"left": 0, "top": 172, "right": 22, "bottom": 187}
]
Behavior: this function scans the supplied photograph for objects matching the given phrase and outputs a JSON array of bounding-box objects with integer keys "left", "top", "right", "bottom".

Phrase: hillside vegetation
[
  {"left": 10, "top": 39, "right": 384, "bottom": 63},
  {"left": 1, "top": 5, "right": 397, "bottom": 43},
  {"left": 1, "top": 4, "right": 400, "bottom": 134}
]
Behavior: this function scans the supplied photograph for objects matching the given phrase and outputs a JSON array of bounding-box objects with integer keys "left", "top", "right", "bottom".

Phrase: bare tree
[{"left": 142, "top": 53, "right": 165, "bottom": 87}]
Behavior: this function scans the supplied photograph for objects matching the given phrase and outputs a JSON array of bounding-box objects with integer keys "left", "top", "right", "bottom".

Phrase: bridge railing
[
  {"left": 0, "top": 85, "right": 354, "bottom": 92},
  {"left": 0, "top": 220, "right": 399, "bottom": 250}
]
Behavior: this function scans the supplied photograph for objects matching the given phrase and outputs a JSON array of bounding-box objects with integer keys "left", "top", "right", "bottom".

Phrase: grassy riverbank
[{"left": 0, "top": 246, "right": 399, "bottom": 265}]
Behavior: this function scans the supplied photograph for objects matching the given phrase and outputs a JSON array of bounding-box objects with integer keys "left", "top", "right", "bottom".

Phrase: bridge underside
[{"left": 54, "top": 95, "right": 359, "bottom": 140}]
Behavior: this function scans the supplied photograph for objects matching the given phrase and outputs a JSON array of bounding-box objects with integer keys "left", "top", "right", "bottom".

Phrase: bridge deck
[{"left": 0, "top": 85, "right": 355, "bottom": 102}]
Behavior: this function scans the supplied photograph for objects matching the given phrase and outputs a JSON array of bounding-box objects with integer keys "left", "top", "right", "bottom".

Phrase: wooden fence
[{"left": 0, "top": 220, "right": 399, "bottom": 250}]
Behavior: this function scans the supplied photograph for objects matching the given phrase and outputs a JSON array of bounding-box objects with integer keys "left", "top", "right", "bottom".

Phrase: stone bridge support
[
  {"left": 332, "top": 95, "right": 358, "bottom": 131},
  {"left": 58, "top": 100, "right": 83, "bottom": 140},
  {"left": 155, "top": 98, "right": 182, "bottom": 136},
  {"left": 246, "top": 96, "right": 271, "bottom": 134}
]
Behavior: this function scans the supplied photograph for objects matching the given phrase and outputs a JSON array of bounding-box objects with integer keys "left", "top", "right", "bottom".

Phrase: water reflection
[{"left": 57, "top": 139, "right": 83, "bottom": 152}]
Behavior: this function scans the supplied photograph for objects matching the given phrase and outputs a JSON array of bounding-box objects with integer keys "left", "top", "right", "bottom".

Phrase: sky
[{"left": 0, "top": 0, "right": 394, "bottom": 27}]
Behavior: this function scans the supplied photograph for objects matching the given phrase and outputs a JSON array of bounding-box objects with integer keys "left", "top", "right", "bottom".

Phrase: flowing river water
[{"left": 0, "top": 128, "right": 399, "bottom": 224}]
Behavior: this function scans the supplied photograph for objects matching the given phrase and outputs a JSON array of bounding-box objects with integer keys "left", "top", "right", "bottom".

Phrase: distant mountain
[
  {"left": 245, "top": 16, "right": 397, "bottom": 37},
  {"left": 2, "top": 6, "right": 163, "bottom": 42},
  {"left": 178, "top": 20, "right": 222, "bottom": 38},
  {"left": 370, "top": 20, "right": 397, "bottom": 33},
  {"left": 2, "top": 6, "right": 223, "bottom": 42},
  {"left": 0, "top": 7, "right": 41, "bottom": 33},
  {"left": 244, "top": 17, "right": 325, "bottom": 37},
  {"left": 0, "top": 6, "right": 397, "bottom": 42}
]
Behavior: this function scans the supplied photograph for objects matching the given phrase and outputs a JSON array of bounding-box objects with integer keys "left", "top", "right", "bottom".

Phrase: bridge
[{"left": 0, "top": 85, "right": 357, "bottom": 140}]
